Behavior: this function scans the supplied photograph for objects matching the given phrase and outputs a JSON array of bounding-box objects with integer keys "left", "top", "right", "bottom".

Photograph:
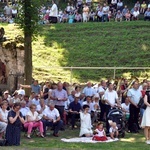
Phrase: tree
[{"left": 16, "top": 0, "right": 45, "bottom": 95}]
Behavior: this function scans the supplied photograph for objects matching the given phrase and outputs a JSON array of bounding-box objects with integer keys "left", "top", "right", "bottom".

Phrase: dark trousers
[
  {"left": 144, "top": 16, "right": 150, "bottom": 21},
  {"left": 128, "top": 104, "right": 140, "bottom": 132},
  {"left": 68, "top": 113, "right": 80, "bottom": 127},
  {"left": 42, "top": 120, "right": 63, "bottom": 135},
  {"left": 105, "top": 105, "right": 111, "bottom": 133},
  {"left": 99, "top": 101, "right": 106, "bottom": 121}
]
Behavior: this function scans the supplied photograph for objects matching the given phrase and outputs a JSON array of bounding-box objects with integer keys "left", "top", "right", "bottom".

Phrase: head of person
[
  {"left": 30, "top": 104, "right": 37, "bottom": 113},
  {"left": 24, "top": 95, "right": 29, "bottom": 102},
  {"left": 48, "top": 101, "right": 55, "bottom": 111},
  {"left": 40, "top": 98, "right": 45, "bottom": 107},
  {"left": 83, "top": 104, "right": 89, "bottom": 113},
  {"left": 74, "top": 93, "right": 80, "bottom": 103},
  {"left": 86, "top": 96, "right": 91, "bottom": 103},
  {"left": 33, "top": 80, "right": 38, "bottom": 86},
  {"left": 87, "top": 81, "right": 92, "bottom": 88},
  {"left": 142, "top": 83, "right": 148, "bottom": 90},
  {"left": 52, "top": 0, "right": 55, "bottom": 4},
  {"left": 35, "top": 94, "right": 39, "bottom": 100},
  {"left": 132, "top": 81, "right": 139, "bottom": 90},
  {"left": 80, "top": 93, "right": 85, "bottom": 100},
  {"left": 108, "top": 83, "right": 114, "bottom": 91},
  {"left": 21, "top": 101, "right": 26, "bottom": 108},
  {"left": 97, "top": 122, "right": 104, "bottom": 129},
  {"left": 0, "top": 101, "right": 8, "bottom": 110},
  {"left": 13, "top": 102, "right": 21, "bottom": 112},
  {"left": 3, "top": 90, "right": 9, "bottom": 98},
  {"left": 13, "top": 90, "right": 18, "bottom": 98},
  {"left": 57, "top": 82, "right": 63, "bottom": 91},
  {"left": 125, "top": 97, "right": 130, "bottom": 105},
  {"left": 93, "top": 93, "right": 99, "bottom": 102},
  {"left": 112, "top": 122, "right": 117, "bottom": 128},
  {"left": 75, "top": 86, "right": 80, "bottom": 92},
  {"left": 101, "top": 80, "right": 106, "bottom": 87}
]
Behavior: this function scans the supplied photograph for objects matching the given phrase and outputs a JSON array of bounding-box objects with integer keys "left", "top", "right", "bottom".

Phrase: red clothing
[{"left": 92, "top": 136, "right": 107, "bottom": 141}]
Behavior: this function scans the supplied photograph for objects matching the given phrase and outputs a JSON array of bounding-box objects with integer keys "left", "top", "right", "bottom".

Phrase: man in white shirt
[
  {"left": 104, "top": 83, "right": 119, "bottom": 132},
  {"left": 127, "top": 81, "right": 142, "bottom": 133},
  {"left": 42, "top": 102, "right": 63, "bottom": 137},
  {"left": 132, "top": 7, "right": 139, "bottom": 20},
  {"left": 31, "top": 94, "right": 40, "bottom": 106},
  {"left": 102, "top": 3, "right": 109, "bottom": 22}
]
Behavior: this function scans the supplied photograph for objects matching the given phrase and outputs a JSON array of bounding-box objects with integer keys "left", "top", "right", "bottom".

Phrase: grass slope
[{"left": 1, "top": 21, "right": 150, "bottom": 83}]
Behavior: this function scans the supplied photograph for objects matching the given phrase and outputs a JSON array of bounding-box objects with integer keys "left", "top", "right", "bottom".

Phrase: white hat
[{"left": 93, "top": 93, "right": 100, "bottom": 99}]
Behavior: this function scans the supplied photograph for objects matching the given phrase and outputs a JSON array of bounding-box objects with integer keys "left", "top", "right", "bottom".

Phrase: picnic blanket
[{"left": 61, "top": 137, "right": 119, "bottom": 143}]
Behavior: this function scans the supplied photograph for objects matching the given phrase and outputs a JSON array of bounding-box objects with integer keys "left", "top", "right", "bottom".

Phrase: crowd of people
[
  {"left": 0, "top": 78, "right": 150, "bottom": 145},
  {"left": 0, "top": 0, "right": 150, "bottom": 24}
]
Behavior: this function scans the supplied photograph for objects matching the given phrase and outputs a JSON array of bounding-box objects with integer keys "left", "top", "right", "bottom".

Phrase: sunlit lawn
[{"left": 1, "top": 127, "right": 149, "bottom": 150}]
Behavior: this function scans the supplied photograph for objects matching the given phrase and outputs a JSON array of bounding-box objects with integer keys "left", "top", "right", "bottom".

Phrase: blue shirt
[
  {"left": 69, "top": 101, "right": 81, "bottom": 112},
  {"left": 82, "top": 86, "right": 96, "bottom": 97},
  {"left": 31, "top": 84, "right": 41, "bottom": 94},
  {"left": 127, "top": 88, "right": 142, "bottom": 104}
]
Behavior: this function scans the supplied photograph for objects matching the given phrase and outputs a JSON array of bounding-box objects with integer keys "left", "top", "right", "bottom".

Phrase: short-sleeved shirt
[
  {"left": 26, "top": 110, "right": 38, "bottom": 121},
  {"left": 0, "top": 108, "right": 8, "bottom": 122},
  {"left": 109, "top": 126, "right": 118, "bottom": 133},
  {"left": 82, "top": 86, "right": 96, "bottom": 97},
  {"left": 52, "top": 89, "right": 68, "bottom": 106},
  {"left": 43, "top": 107, "right": 60, "bottom": 121},
  {"left": 20, "top": 107, "right": 29, "bottom": 117},
  {"left": 69, "top": 101, "right": 81, "bottom": 112},
  {"left": 31, "top": 98, "right": 40, "bottom": 106},
  {"left": 121, "top": 103, "right": 130, "bottom": 113},
  {"left": 31, "top": 84, "right": 41, "bottom": 94},
  {"left": 104, "top": 90, "right": 118, "bottom": 105},
  {"left": 127, "top": 88, "right": 142, "bottom": 104}
]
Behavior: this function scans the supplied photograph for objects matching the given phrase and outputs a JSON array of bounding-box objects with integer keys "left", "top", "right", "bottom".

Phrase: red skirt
[{"left": 92, "top": 136, "right": 108, "bottom": 141}]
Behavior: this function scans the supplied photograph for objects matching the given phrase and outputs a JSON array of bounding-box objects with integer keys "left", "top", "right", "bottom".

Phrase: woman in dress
[
  {"left": 24, "top": 104, "right": 44, "bottom": 139},
  {"left": 141, "top": 90, "right": 150, "bottom": 144},
  {"left": 0, "top": 101, "right": 8, "bottom": 139},
  {"left": 79, "top": 104, "right": 93, "bottom": 137},
  {"left": 82, "top": 4, "right": 89, "bottom": 22},
  {"left": 5, "top": 102, "right": 25, "bottom": 146}
]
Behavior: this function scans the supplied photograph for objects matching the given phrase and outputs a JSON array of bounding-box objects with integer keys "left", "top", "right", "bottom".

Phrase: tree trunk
[{"left": 24, "top": 0, "right": 32, "bottom": 96}]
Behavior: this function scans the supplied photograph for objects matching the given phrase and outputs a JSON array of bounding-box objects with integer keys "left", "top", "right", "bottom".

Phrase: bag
[{"left": 138, "top": 97, "right": 147, "bottom": 109}]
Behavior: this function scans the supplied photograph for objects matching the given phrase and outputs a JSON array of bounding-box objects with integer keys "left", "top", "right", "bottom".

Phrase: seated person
[
  {"left": 115, "top": 10, "right": 123, "bottom": 22},
  {"left": 97, "top": 8, "right": 103, "bottom": 22},
  {"left": 36, "top": 99, "right": 47, "bottom": 114},
  {"left": 62, "top": 11, "right": 69, "bottom": 23},
  {"left": 125, "top": 10, "right": 131, "bottom": 21},
  {"left": 144, "top": 8, "right": 150, "bottom": 21},
  {"left": 68, "top": 12, "right": 75, "bottom": 23},
  {"left": 140, "top": 1, "right": 147, "bottom": 13},
  {"left": 92, "top": 122, "right": 108, "bottom": 141},
  {"left": 31, "top": 94, "right": 40, "bottom": 106},
  {"left": 20, "top": 101, "right": 29, "bottom": 119},
  {"left": 109, "top": 122, "right": 119, "bottom": 139},
  {"left": 89, "top": 10, "right": 96, "bottom": 21},
  {"left": 79, "top": 105, "right": 93, "bottom": 137},
  {"left": 42, "top": 102, "right": 63, "bottom": 137},
  {"left": 68, "top": 94, "right": 81, "bottom": 129},
  {"left": 132, "top": 7, "right": 140, "bottom": 20},
  {"left": 0, "top": 101, "right": 8, "bottom": 139},
  {"left": 134, "top": 1, "right": 141, "bottom": 11},
  {"left": 74, "top": 12, "right": 82, "bottom": 22},
  {"left": 122, "top": 5, "right": 128, "bottom": 19},
  {"left": 24, "top": 104, "right": 44, "bottom": 138}
]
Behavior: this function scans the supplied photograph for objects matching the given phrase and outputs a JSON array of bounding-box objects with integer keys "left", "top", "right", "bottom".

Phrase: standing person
[
  {"left": 20, "top": 80, "right": 41, "bottom": 95},
  {"left": 51, "top": 82, "right": 68, "bottom": 127},
  {"left": 141, "top": 90, "right": 150, "bottom": 144},
  {"left": 79, "top": 105, "right": 93, "bottom": 137},
  {"left": 104, "top": 83, "right": 119, "bottom": 133},
  {"left": 5, "top": 103, "right": 25, "bottom": 146},
  {"left": 127, "top": 81, "right": 142, "bottom": 133},
  {"left": 49, "top": 0, "right": 58, "bottom": 23},
  {"left": 82, "top": 3, "right": 89, "bottom": 22}
]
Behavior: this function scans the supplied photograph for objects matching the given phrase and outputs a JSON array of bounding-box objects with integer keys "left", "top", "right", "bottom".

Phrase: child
[
  {"left": 109, "top": 122, "right": 119, "bottom": 139},
  {"left": 92, "top": 122, "right": 108, "bottom": 141}
]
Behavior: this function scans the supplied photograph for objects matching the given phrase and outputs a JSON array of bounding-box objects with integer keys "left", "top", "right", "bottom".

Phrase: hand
[{"left": 16, "top": 111, "right": 20, "bottom": 117}]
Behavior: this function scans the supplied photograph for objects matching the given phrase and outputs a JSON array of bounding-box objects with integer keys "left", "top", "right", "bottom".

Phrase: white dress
[
  {"left": 79, "top": 112, "right": 93, "bottom": 136},
  {"left": 141, "top": 106, "right": 150, "bottom": 127}
]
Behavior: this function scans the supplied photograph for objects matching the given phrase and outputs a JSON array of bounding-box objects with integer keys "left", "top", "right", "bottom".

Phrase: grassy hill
[{"left": 1, "top": 21, "right": 150, "bottom": 83}]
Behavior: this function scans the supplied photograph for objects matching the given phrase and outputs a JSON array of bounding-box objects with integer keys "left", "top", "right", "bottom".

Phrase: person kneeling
[{"left": 42, "top": 102, "right": 63, "bottom": 137}]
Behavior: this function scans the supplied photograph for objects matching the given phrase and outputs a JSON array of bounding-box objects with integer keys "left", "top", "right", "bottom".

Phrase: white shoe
[{"left": 146, "top": 140, "right": 150, "bottom": 144}]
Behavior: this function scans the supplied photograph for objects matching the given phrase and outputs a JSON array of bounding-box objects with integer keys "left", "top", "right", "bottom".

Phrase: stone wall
[{"left": 0, "top": 41, "right": 24, "bottom": 92}]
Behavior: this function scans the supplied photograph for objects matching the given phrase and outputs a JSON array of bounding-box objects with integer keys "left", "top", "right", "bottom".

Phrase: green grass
[
  {"left": 1, "top": 21, "right": 150, "bottom": 83},
  {"left": 1, "top": 128, "right": 150, "bottom": 150}
]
